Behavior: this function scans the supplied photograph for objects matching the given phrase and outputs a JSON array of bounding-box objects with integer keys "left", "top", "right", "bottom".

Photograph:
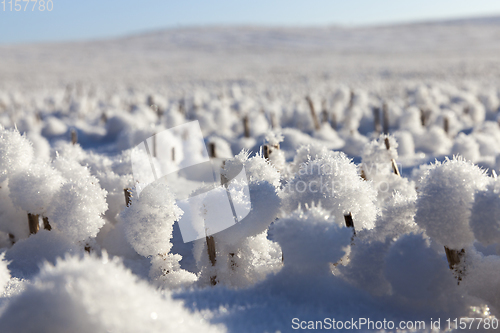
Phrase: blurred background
[
  {"left": 2, "top": 0, "right": 500, "bottom": 44},
  {"left": 1, "top": 0, "right": 500, "bottom": 86}
]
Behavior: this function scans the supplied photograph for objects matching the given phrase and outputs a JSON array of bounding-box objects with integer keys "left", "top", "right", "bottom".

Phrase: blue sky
[{"left": 1, "top": 0, "right": 500, "bottom": 44}]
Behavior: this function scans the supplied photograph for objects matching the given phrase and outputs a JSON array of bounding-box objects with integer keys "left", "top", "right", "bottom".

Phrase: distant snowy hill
[
  {"left": 1, "top": 16, "right": 500, "bottom": 86},
  {"left": 120, "top": 16, "right": 500, "bottom": 53}
]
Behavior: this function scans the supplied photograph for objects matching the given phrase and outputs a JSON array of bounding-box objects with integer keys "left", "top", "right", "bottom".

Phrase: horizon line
[{"left": 2, "top": 13, "right": 500, "bottom": 47}]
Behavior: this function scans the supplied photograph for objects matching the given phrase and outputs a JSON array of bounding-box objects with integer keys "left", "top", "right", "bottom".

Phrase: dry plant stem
[
  {"left": 9, "top": 233, "right": 15, "bottom": 246},
  {"left": 243, "top": 116, "right": 251, "bottom": 138},
  {"left": 27, "top": 213, "right": 40, "bottom": 235},
  {"left": 344, "top": 213, "right": 357, "bottom": 244},
  {"left": 206, "top": 235, "right": 217, "bottom": 286},
  {"left": 263, "top": 143, "right": 280, "bottom": 161},
  {"left": 391, "top": 159, "right": 401, "bottom": 176},
  {"left": 382, "top": 103, "right": 389, "bottom": 134},
  {"left": 444, "top": 117, "right": 450, "bottom": 135},
  {"left": 373, "top": 107, "right": 382, "bottom": 134},
  {"left": 384, "top": 138, "right": 400, "bottom": 176},
  {"left": 42, "top": 216, "right": 51, "bottom": 231},
  {"left": 124, "top": 188, "right": 132, "bottom": 207},
  {"left": 263, "top": 145, "right": 271, "bottom": 160},
  {"left": 305, "top": 96, "right": 321, "bottom": 130},
  {"left": 348, "top": 91, "right": 355, "bottom": 110},
  {"left": 209, "top": 142, "right": 216, "bottom": 158},
  {"left": 384, "top": 137, "right": 391, "bottom": 150},
  {"left": 420, "top": 109, "right": 428, "bottom": 127},
  {"left": 444, "top": 246, "right": 466, "bottom": 284},
  {"left": 344, "top": 213, "right": 356, "bottom": 234},
  {"left": 344, "top": 213, "right": 356, "bottom": 245},
  {"left": 71, "top": 129, "right": 77, "bottom": 145},
  {"left": 171, "top": 147, "right": 176, "bottom": 162},
  {"left": 213, "top": 163, "right": 236, "bottom": 280},
  {"left": 147, "top": 95, "right": 154, "bottom": 108}
]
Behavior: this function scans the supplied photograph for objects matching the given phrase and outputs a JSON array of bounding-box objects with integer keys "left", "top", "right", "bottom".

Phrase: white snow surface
[
  {"left": 0, "top": 253, "right": 225, "bottom": 333},
  {"left": 2, "top": 16, "right": 500, "bottom": 333}
]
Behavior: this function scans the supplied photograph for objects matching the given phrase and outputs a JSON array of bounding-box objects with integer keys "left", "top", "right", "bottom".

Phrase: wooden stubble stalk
[
  {"left": 27, "top": 213, "right": 39, "bottom": 235},
  {"left": 420, "top": 108, "right": 427, "bottom": 127},
  {"left": 215, "top": 162, "right": 239, "bottom": 278},
  {"left": 42, "top": 216, "right": 51, "bottom": 231},
  {"left": 203, "top": 162, "right": 232, "bottom": 285},
  {"left": 373, "top": 107, "right": 382, "bottom": 134},
  {"left": 384, "top": 137, "right": 391, "bottom": 150},
  {"left": 147, "top": 95, "right": 154, "bottom": 108},
  {"left": 71, "top": 129, "right": 77, "bottom": 145},
  {"left": 444, "top": 117, "right": 449, "bottom": 135},
  {"left": 263, "top": 143, "right": 280, "bottom": 160},
  {"left": 243, "top": 116, "right": 251, "bottom": 138},
  {"left": 382, "top": 103, "right": 389, "bottom": 135},
  {"left": 384, "top": 137, "right": 401, "bottom": 177},
  {"left": 344, "top": 213, "right": 356, "bottom": 233},
  {"left": 391, "top": 159, "right": 401, "bottom": 177},
  {"left": 344, "top": 213, "right": 356, "bottom": 244},
  {"left": 206, "top": 235, "right": 217, "bottom": 286},
  {"left": 444, "top": 246, "right": 465, "bottom": 284},
  {"left": 9, "top": 233, "right": 15, "bottom": 246},
  {"left": 348, "top": 91, "right": 355, "bottom": 110},
  {"left": 156, "top": 106, "right": 163, "bottom": 119},
  {"left": 305, "top": 96, "right": 321, "bottom": 130},
  {"left": 209, "top": 142, "right": 216, "bottom": 158},
  {"left": 332, "top": 213, "right": 357, "bottom": 267},
  {"left": 124, "top": 188, "right": 132, "bottom": 207},
  {"left": 263, "top": 145, "right": 271, "bottom": 160}
]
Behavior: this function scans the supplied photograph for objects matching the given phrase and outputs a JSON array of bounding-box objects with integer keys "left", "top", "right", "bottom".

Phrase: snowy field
[{"left": 1, "top": 16, "right": 500, "bottom": 332}]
